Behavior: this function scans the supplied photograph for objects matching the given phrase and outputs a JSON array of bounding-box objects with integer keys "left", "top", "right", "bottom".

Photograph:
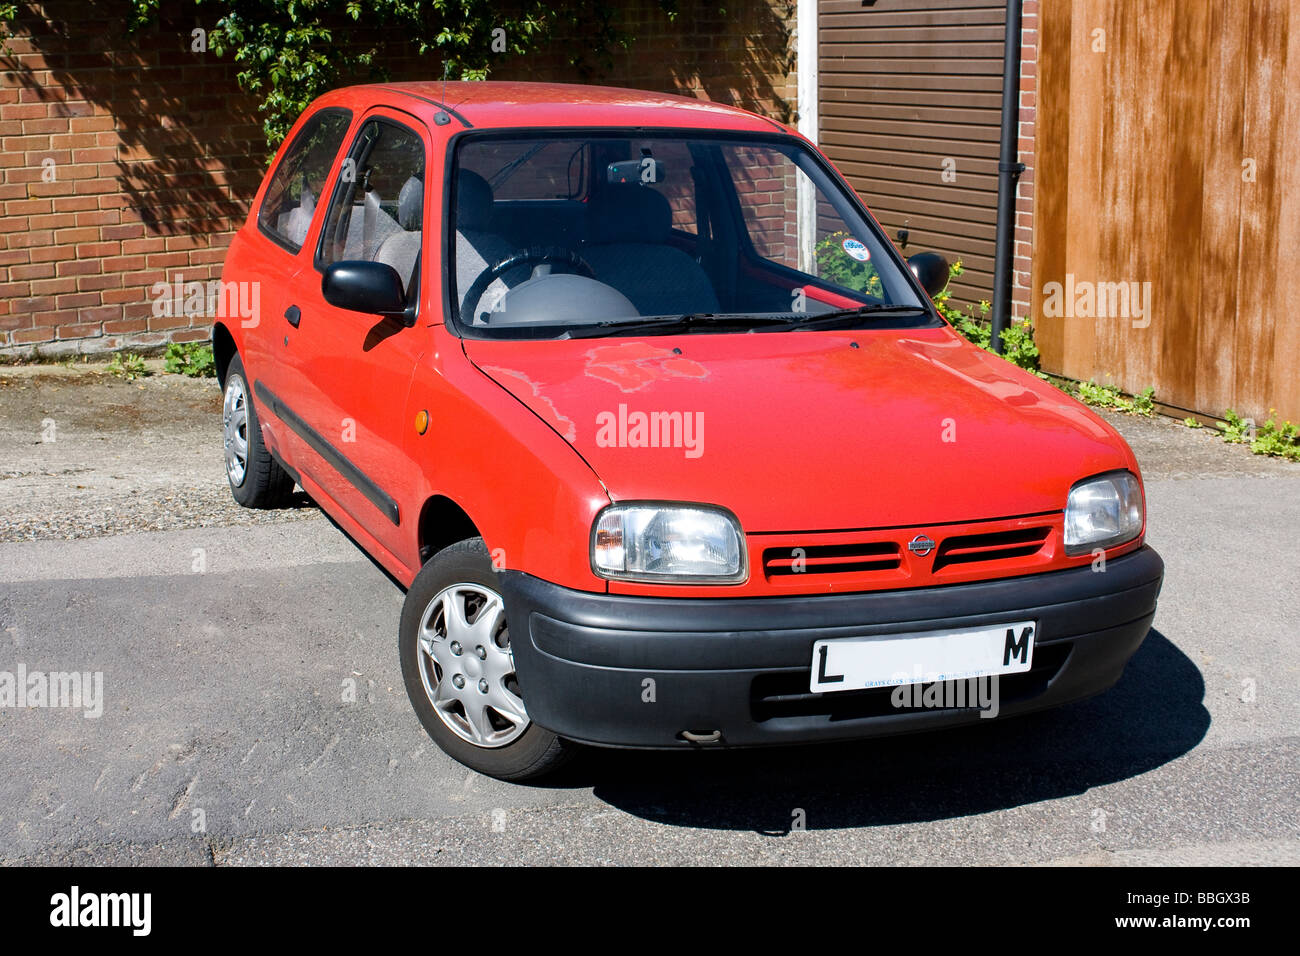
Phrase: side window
[
  {"left": 258, "top": 108, "right": 351, "bottom": 252},
  {"left": 317, "top": 118, "right": 426, "bottom": 295}
]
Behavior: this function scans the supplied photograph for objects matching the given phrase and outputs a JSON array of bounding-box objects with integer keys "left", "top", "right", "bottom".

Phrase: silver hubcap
[
  {"left": 417, "top": 582, "right": 529, "bottom": 748},
  {"left": 222, "top": 375, "right": 249, "bottom": 487}
]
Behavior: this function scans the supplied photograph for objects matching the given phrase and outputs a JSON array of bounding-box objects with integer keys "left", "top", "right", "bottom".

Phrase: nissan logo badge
[{"left": 908, "top": 534, "right": 936, "bottom": 557}]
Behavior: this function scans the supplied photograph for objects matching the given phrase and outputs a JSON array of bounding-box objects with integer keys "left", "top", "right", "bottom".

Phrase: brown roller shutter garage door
[{"left": 818, "top": 0, "right": 1007, "bottom": 309}]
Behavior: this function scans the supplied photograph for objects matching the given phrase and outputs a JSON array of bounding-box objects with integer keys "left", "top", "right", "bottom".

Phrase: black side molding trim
[{"left": 253, "top": 380, "right": 400, "bottom": 525}]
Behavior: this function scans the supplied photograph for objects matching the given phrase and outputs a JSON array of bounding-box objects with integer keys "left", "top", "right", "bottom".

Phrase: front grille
[
  {"left": 753, "top": 516, "right": 1062, "bottom": 594},
  {"left": 749, "top": 643, "right": 1071, "bottom": 723},
  {"left": 762, "top": 541, "right": 901, "bottom": 578},
  {"left": 931, "top": 526, "right": 1051, "bottom": 572}
]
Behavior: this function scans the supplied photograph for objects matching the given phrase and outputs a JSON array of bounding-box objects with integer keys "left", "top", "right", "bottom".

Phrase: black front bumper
[{"left": 502, "top": 546, "right": 1164, "bottom": 748}]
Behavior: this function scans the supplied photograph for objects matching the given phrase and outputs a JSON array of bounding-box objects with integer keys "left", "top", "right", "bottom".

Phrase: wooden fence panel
[{"left": 1033, "top": 0, "right": 1299, "bottom": 423}]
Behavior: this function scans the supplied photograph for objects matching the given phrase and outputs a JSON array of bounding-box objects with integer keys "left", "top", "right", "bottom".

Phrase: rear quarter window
[{"left": 257, "top": 108, "right": 352, "bottom": 252}]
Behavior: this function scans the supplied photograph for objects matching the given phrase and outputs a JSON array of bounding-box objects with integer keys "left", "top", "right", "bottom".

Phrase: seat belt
[{"left": 362, "top": 186, "right": 380, "bottom": 261}]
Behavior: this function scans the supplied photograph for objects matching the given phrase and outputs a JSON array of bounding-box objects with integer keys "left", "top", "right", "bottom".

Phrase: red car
[{"left": 215, "top": 82, "right": 1163, "bottom": 780}]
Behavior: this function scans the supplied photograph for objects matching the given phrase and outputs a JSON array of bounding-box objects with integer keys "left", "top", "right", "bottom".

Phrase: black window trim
[
  {"left": 439, "top": 125, "right": 940, "bottom": 340},
  {"left": 256, "top": 107, "right": 353, "bottom": 256},
  {"left": 312, "top": 110, "right": 430, "bottom": 319}
]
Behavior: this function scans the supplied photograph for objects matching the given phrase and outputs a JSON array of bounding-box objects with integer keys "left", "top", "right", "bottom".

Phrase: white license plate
[{"left": 810, "top": 621, "right": 1037, "bottom": 693}]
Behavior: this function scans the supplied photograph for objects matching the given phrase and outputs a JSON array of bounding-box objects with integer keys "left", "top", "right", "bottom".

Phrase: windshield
[{"left": 449, "top": 131, "right": 932, "bottom": 338}]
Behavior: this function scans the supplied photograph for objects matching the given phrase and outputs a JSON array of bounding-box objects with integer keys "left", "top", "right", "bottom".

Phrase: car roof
[{"left": 313, "top": 81, "right": 791, "bottom": 135}]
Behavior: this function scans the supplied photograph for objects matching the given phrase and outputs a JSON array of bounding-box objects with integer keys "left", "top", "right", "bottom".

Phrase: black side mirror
[
  {"left": 907, "top": 252, "right": 949, "bottom": 298},
  {"left": 322, "top": 261, "right": 411, "bottom": 323}
]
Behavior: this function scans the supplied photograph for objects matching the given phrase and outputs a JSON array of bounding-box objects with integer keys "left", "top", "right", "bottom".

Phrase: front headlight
[
  {"left": 1064, "top": 471, "right": 1144, "bottom": 554},
  {"left": 592, "top": 503, "right": 746, "bottom": 584}
]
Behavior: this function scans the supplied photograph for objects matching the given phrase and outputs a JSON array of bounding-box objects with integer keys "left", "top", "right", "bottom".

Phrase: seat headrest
[
  {"left": 397, "top": 176, "right": 423, "bottom": 230},
  {"left": 589, "top": 184, "right": 672, "bottom": 244},
  {"left": 456, "top": 170, "right": 494, "bottom": 231}
]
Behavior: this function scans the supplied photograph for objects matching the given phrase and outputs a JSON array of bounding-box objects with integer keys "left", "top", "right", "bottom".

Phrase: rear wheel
[
  {"left": 399, "top": 537, "right": 573, "bottom": 781},
  {"left": 223, "top": 354, "right": 294, "bottom": 508}
]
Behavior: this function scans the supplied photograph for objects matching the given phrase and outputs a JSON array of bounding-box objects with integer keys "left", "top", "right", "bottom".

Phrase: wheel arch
[
  {"left": 417, "top": 494, "right": 482, "bottom": 566},
  {"left": 212, "top": 321, "right": 238, "bottom": 389}
]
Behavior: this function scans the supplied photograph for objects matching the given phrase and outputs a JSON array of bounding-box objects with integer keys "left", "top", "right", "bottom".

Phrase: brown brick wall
[
  {"left": 1013, "top": 0, "right": 1038, "bottom": 323},
  {"left": 1, "top": 0, "right": 796, "bottom": 356}
]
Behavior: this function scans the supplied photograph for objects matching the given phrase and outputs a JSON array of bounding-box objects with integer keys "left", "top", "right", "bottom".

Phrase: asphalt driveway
[{"left": 0, "top": 366, "right": 1296, "bottom": 864}]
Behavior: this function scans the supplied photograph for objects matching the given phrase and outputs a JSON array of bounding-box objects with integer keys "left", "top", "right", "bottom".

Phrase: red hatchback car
[{"left": 215, "top": 82, "right": 1164, "bottom": 780}]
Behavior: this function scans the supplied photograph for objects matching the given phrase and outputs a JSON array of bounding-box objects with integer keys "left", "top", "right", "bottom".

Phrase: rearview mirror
[
  {"left": 907, "top": 252, "right": 949, "bottom": 298},
  {"left": 321, "top": 261, "right": 410, "bottom": 322},
  {"left": 607, "top": 158, "right": 666, "bottom": 185}
]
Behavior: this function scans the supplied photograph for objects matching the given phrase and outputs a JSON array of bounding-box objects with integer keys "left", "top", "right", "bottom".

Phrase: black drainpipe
[{"left": 991, "top": 0, "right": 1026, "bottom": 354}]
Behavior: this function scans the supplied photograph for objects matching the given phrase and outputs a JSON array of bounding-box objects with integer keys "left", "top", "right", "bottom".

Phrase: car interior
[
  {"left": 289, "top": 129, "right": 905, "bottom": 331},
  {"left": 450, "top": 136, "right": 892, "bottom": 329}
]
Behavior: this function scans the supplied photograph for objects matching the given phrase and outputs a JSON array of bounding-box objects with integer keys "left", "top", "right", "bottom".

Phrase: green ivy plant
[
  {"left": 0, "top": 3, "right": 16, "bottom": 51},
  {"left": 141, "top": 0, "right": 629, "bottom": 153},
  {"left": 0, "top": 1, "right": 632, "bottom": 153}
]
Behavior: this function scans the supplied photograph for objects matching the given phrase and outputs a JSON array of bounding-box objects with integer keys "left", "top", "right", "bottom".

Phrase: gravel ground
[
  {"left": 1091, "top": 407, "right": 1299, "bottom": 480},
  {"left": 0, "top": 364, "right": 319, "bottom": 543}
]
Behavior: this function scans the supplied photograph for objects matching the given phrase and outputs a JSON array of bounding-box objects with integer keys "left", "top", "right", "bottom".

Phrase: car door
[
  {"left": 242, "top": 107, "right": 354, "bottom": 417},
  {"left": 275, "top": 108, "right": 433, "bottom": 569}
]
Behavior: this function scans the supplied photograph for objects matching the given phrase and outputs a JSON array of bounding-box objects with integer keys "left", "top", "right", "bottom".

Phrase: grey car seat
[
  {"left": 581, "top": 184, "right": 719, "bottom": 316},
  {"left": 374, "top": 175, "right": 424, "bottom": 292},
  {"left": 280, "top": 185, "right": 316, "bottom": 247},
  {"left": 455, "top": 170, "right": 519, "bottom": 321}
]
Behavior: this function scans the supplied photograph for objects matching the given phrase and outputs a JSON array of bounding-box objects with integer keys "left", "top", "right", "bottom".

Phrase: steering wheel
[{"left": 462, "top": 247, "right": 595, "bottom": 324}]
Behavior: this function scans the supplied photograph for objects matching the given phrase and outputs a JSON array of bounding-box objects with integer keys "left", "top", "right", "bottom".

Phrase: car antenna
[{"left": 434, "top": 62, "right": 451, "bottom": 126}]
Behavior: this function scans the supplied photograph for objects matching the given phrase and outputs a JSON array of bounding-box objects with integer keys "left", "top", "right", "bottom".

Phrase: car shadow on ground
[{"left": 550, "top": 629, "right": 1208, "bottom": 833}]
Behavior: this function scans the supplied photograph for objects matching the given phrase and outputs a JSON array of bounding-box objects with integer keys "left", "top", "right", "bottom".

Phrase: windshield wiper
[
  {"left": 759, "top": 303, "right": 932, "bottom": 332},
  {"left": 563, "top": 313, "right": 797, "bottom": 339}
]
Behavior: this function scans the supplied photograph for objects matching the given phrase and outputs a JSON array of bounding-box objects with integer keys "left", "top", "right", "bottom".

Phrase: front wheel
[{"left": 398, "top": 537, "right": 574, "bottom": 781}]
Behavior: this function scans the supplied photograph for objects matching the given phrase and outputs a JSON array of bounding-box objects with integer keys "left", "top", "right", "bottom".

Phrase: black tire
[
  {"left": 222, "top": 354, "right": 295, "bottom": 509},
  {"left": 399, "top": 537, "right": 574, "bottom": 781}
]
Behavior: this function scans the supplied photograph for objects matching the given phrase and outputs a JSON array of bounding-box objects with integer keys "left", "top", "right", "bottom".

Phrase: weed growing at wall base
[
  {"left": 164, "top": 342, "right": 216, "bottom": 378},
  {"left": 106, "top": 353, "right": 149, "bottom": 381},
  {"left": 1075, "top": 382, "right": 1156, "bottom": 416},
  {"left": 1220, "top": 409, "right": 1300, "bottom": 461}
]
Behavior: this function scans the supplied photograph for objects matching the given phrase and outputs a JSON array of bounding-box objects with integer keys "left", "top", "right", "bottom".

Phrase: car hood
[{"left": 463, "top": 328, "right": 1137, "bottom": 532}]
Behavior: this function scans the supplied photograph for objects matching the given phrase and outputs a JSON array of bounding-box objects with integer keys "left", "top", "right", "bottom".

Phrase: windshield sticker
[{"left": 841, "top": 238, "right": 870, "bottom": 262}]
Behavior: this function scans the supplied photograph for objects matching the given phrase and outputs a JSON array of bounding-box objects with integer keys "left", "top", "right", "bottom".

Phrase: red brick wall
[
  {"left": 494, "top": 0, "right": 797, "bottom": 122},
  {"left": 0, "top": 1, "right": 796, "bottom": 356},
  {"left": 0, "top": 4, "right": 264, "bottom": 354},
  {"left": 1013, "top": 0, "right": 1038, "bottom": 323}
]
